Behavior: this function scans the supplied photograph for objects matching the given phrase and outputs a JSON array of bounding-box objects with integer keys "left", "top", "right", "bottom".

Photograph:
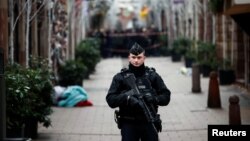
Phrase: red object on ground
[{"left": 75, "top": 100, "right": 93, "bottom": 107}]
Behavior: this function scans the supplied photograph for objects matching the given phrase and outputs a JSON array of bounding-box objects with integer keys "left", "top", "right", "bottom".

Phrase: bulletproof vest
[{"left": 121, "top": 67, "right": 156, "bottom": 93}]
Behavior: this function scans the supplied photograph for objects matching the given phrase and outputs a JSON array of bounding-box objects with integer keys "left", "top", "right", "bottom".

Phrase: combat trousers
[{"left": 121, "top": 121, "right": 159, "bottom": 141}]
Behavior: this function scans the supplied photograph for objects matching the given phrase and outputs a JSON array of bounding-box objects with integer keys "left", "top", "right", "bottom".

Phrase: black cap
[{"left": 129, "top": 42, "right": 145, "bottom": 55}]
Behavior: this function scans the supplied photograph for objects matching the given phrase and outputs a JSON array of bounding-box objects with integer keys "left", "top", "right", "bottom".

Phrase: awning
[
  {"left": 224, "top": 4, "right": 250, "bottom": 36},
  {"left": 224, "top": 4, "right": 250, "bottom": 15}
]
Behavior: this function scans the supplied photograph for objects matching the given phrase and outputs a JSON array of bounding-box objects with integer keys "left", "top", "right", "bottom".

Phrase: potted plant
[
  {"left": 199, "top": 58, "right": 218, "bottom": 77},
  {"left": 5, "top": 57, "right": 54, "bottom": 139},
  {"left": 183, "top": 39, "right": 195, "bottom": 68},
  {"left": 218, "top": 58, "right": 236, "bottom": 85},
  {"left": 171, "top": 37, "right": 191, "bottom": 62},
  {"left": 5, "top": 64, "right": 30, "bottom": 138},
  {"left": 58, "top": 60, "right": 87, "bottom": 87},
  {"left": 27, "top": 57, "right": 54, "bottom": 137},
  {"left": 75, "top": 38, "right": 101, "bottom": 77},
  {"left": 171, "top": 39, "right": 183, "bottom": 62},
  {"left": 184, "top": 49, "right": 197, "bottom": 68},
  {"left": 197, "top": 41, "right": 218, "bottom": 77},
  {"left": 159, "top": 34, "right": 171, "bottom": 56}
]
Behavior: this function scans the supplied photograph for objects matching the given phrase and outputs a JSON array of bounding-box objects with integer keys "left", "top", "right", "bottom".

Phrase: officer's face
[{"left": 128, "top": 52, "right": 145, "bottom": 67}]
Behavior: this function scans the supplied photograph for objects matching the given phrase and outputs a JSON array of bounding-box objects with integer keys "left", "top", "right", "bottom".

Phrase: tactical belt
[{"left": 120, "top": 115, "right": 148, "bottom": 122}]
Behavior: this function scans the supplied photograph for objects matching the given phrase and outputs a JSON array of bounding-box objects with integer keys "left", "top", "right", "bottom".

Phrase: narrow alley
[
  {"left": 35, "top": 57, "right": 250, "bottom": 141},
  {"left": 1, "top": 1, "right": 250, "bottom": 141}
]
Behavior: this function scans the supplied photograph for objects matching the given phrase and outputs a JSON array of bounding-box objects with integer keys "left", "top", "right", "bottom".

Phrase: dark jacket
[{"left": 106, "top": 65, "right": 171, "bottom": 120}]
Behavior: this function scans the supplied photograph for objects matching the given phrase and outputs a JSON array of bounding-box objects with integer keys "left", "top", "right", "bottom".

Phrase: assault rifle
[{"left": 124, "top": 73, "right": 161, "bottom": 133}]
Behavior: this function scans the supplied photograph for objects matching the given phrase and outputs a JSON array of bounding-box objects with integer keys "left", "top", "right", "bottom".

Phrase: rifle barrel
[{"left": 125, "top": 74, "right": 158, "bottom": 133}]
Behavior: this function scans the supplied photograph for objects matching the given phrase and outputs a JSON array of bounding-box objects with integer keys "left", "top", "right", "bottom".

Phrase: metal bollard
[
  {"left": 207, "top": 71, "right": 221, "bottom": 108},
  {"left": 229, "top": 95, "right": 241, "bottom": 125},
  {"left": 192, "top": 63, "right": 201, "bottom": 93}
]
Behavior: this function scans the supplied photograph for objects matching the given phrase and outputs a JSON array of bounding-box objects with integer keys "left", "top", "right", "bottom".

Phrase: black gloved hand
[
  {"left": 143, "top": 92, "right": 159, "bottom": 104},
  {"left": 128, "top": 96, "right": 141, "bottom": 108},
  {"left": 123, "top": 89, "right": 141, "bottom": 108},
  {"left": 123, "top": 89, "right": 135, "bottom": 97}
]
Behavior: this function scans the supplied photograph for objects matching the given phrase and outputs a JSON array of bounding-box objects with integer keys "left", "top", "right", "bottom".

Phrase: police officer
[{"left": 106, "top": 42, "right": 171, "bottom": 141}]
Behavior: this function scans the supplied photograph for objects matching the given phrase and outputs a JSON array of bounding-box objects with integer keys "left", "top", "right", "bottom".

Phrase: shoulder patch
[
  {"left": 120, "top": 67, "right": 132, "bottom": 78},
  {"left": 150, "top": 67, "right": 155, "bottom": 72},
  {"left": 145, "top": 67, "right": 156, "bottom": 77},
  {"left": 146, "top": 67, "right": 155, "bottom": 72},
  {"left": 120, "top": 67, "right": 129, "bottom": 73}
]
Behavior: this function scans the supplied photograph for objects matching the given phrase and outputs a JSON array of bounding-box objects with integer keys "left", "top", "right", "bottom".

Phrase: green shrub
[
  {"left": 197, "top": 41, "right": 218, "bottom": 70},
  {"left": 76, "top": 38, "right": 101, "bottom": 76},
  {"left": 29, "top": 57, "right": 54, "bottom": 127},
  {"left": 172, "top": 37, "right": 191, "bottom": 55},
  {"left": 159, "top": 35, "right": 171, "bottom": 56},
  {"left": 6, "top": 64, "right": 31, "bottom": 128},
  {"left": 184, "top": 39, "right": 197, "bottom": 60},
  {"left": 5, "top": 57, "right": 54, "bottom": 129},
  {"left": 58, "top": 60, "right": 87, "bottom": 87}
]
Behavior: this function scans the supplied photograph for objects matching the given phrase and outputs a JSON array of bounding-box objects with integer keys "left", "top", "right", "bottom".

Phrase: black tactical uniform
[{"left": 106, "top": 61, "right": 171, "bottom": 141}]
